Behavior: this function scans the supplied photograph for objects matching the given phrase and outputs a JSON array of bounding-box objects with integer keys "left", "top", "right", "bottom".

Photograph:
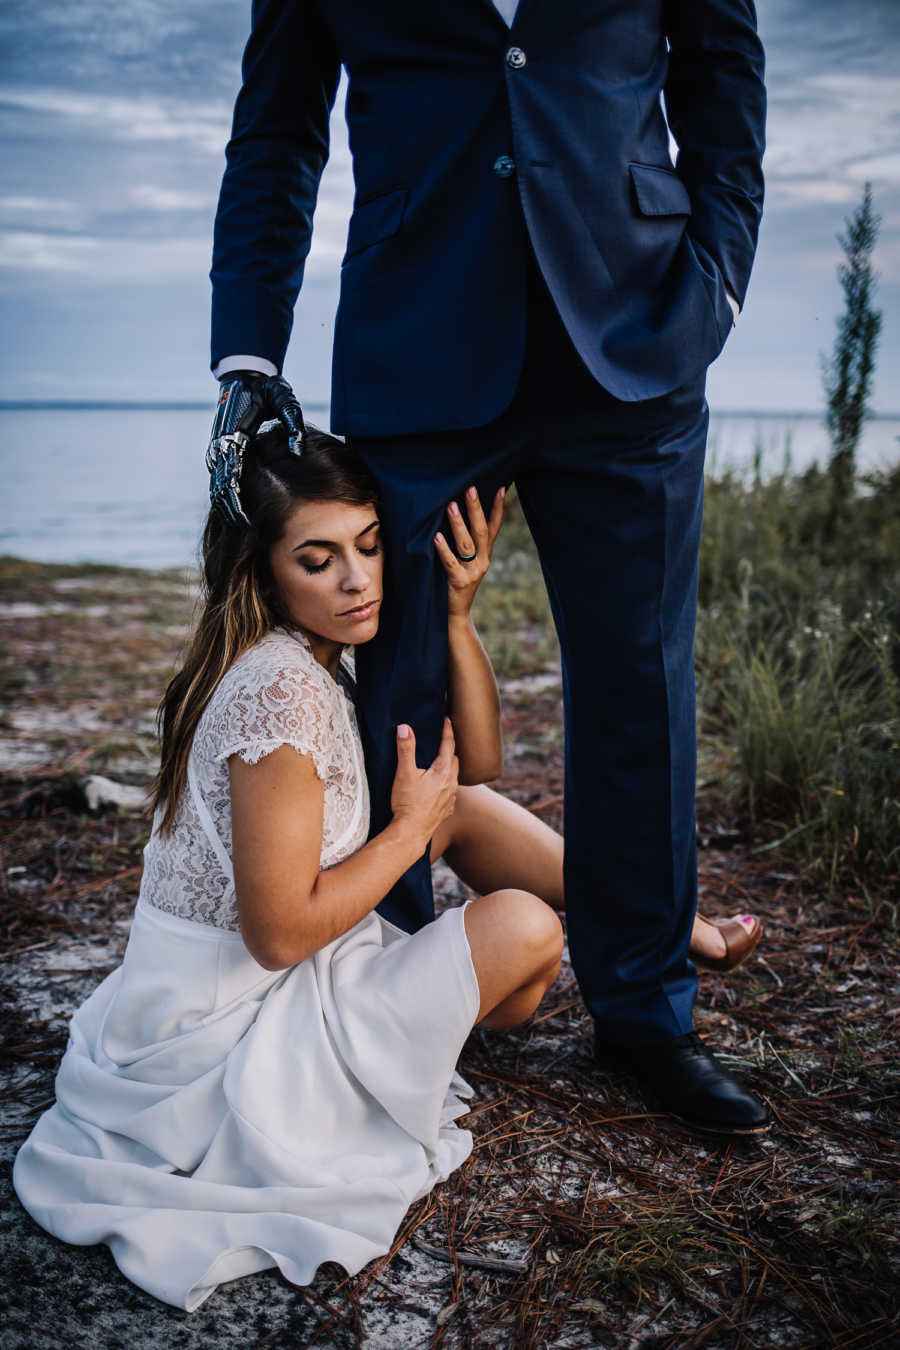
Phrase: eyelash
[{"left": 301, "top": 542, "right": 381, "bottom": 575}]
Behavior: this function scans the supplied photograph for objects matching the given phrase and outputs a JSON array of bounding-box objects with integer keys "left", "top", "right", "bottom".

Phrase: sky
[{"left": 0, "top": 0, "right": 898, "bottom": 413}]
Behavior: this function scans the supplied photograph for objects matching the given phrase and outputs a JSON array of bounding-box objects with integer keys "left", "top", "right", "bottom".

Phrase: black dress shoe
[{"left": 594, "top": 1030, "right": 772, "bottom": 1135}]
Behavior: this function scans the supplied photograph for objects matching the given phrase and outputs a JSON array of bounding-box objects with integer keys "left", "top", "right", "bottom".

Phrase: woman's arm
[
  {"left": 230, "top": 719, "right": 458, "bottom": 970},
  {"left": 434, "top": 486, "right": 505, "bottom": 785}
]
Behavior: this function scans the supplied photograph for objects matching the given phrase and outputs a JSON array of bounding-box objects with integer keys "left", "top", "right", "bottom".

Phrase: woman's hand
[
  {"left": 390, "top": 717, "right": 459, "bottom": 848},
  {"left": 434, "top": 485, "right": 505, "bottom": 618},
  {"left": 231, "top": 725, "right": 461, "bottom": 970}
]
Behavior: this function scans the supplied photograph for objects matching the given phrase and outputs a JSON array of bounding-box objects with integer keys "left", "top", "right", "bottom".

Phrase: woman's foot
[{"left": 690, "top": 913, "right": 762, "bottom": 972}]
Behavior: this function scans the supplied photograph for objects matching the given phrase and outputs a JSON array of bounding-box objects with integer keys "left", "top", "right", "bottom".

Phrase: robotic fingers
[{"left": 206, "top": 373, "right": 306, "bottom": 523}]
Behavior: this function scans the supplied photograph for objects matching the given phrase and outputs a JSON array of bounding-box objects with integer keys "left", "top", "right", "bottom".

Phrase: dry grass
[{"left": 1, "top": 555, "right": 898, "bottom": 1348}]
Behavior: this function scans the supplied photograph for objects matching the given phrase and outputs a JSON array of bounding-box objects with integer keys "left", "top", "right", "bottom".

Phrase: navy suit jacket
[{"left": 210, "top": 0, "right": 765, "bottom": 435}]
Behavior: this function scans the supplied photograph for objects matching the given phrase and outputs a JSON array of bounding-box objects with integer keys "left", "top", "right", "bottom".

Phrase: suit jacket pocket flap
[
  {"left": 629, "top": 163, "right": 692, "bottom": 217},
  {"left": 343, "top": 187, "right": 408, "bottom": 262}
]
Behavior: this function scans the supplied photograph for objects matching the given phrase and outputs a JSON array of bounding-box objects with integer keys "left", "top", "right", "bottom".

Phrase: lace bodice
[{"left": 140, "top": 629, "right": 370, "bottom": 930}]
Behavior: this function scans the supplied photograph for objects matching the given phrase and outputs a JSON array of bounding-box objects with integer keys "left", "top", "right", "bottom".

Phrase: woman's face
[{"left": 268, "top": 498, "right": 383, "bottom": 660}]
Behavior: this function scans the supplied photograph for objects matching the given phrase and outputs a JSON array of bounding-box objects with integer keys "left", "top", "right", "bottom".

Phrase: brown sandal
[{"left": 691, "top": 914, "right": 763, "bottom": 972}]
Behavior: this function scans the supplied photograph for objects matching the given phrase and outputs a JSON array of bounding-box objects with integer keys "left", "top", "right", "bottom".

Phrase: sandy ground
[{"left": 1, "top": 560, "right": 897, "bottom": 1349}]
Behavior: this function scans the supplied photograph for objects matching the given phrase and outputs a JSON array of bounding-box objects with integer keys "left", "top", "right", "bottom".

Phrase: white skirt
[{"left": 13, "top": 898, "right": 480, "bottom": 1310}]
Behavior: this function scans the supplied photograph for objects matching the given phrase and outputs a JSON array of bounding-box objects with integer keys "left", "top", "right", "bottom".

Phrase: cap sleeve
[{"left": 204, "top": 642, "right": 338, "bottom": 782}]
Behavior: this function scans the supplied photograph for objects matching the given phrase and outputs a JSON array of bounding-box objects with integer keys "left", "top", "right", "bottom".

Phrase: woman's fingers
[
  {"left": 433, "top": 530, "right": 463, "bottom": 578},
  {"left": 487, "top": 485, "right": 506, "bottom": 545},
  {"left": 395, "top": 723, "right": 418, "bottom": 772},
  {"left": 464, "top": 485, "right": 489, "bottom": 550},
  {"left": 456, "top": 485, "right": 507, "bottom": 556},
  {"left": 432, "top": 717, "right": 458, "bottom": 779},
  {"left": 436, "top": 485, "right": 505, "bottom": 585},
  {"left": 446, "top": 499, "right": 476, "bottom": 560},
  {"left": 397, "top": 718, "right": 456, "bottom": 777},
  {"left": 436, "top": 716, "right": 456, "bottom": 763}
]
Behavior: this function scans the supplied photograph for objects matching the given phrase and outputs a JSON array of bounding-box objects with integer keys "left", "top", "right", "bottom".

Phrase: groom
[{"left": 208, "top": 0, "right": 769, "bottom": 1134}]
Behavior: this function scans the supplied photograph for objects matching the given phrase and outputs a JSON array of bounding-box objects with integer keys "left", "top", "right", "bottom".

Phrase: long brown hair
[{"left": 151, "top": 425, "right": 379, "bottom": 833}]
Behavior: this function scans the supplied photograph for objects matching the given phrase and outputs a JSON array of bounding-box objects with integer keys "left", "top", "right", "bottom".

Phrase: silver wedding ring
[{"left": 457, "top": 549, "right": 477, "bottom": 562}]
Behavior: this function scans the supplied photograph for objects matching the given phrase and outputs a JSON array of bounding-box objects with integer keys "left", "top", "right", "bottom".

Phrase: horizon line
[
  {"left": 0, "top": 399, "right": 331, "bottom": 412},
  {"left": 1, "top": 400, "right": 899, "bottom": 420}
]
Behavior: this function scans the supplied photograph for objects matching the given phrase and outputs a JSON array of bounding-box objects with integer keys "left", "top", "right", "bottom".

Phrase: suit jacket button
[
  {"left": 493, "top": 155, "right": 515, "bottom": 178},
  {"left": 505, "top": 46, "right": 527, "bottom": 69}
]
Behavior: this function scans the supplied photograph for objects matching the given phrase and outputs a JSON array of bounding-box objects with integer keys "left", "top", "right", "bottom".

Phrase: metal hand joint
[{"left": 207, "top": 430, "right": 252, "bottom": 524}]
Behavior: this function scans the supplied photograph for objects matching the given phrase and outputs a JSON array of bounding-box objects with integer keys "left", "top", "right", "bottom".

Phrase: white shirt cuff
[
  {"left": 213, "top": 354, "right": 279, "bottom": 380},
  {"left": 725, "top": 290, "right": 740, "bottom": 326}
]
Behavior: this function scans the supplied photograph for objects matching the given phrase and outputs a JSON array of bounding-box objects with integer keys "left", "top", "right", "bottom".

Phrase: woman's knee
[
  {"left": 463, "top": 887, "right": 563, "bottom": 1004},
  {"left": 464, "top": 889, "right": 564, "bottom": 1026},
  {"left": 497, "top": 889, "right": 564, "bottom": 976}
]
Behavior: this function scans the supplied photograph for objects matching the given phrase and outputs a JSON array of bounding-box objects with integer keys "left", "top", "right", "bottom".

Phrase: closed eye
[
  {"left": 357, "top": 525, "right": 382, "bottom": 558},
  {"left": 300, "top": 556, "right": 331, "bottom": 574},
  {"left": 298, "top": 525, "right": 380, "bottom": 573}
]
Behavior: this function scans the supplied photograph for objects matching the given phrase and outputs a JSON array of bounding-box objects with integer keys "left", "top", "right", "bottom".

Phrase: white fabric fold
[
  {"left": 14, "top": 899, "right": 479, "bottom": 1310},
  {"left": 14, "top": 631, "right": 480, "bottom": 1311}
]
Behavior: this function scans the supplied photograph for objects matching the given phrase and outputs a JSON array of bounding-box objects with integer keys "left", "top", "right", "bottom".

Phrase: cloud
[
  {"left": 0, "top": 73, "right": 354, "bottom": 282},
  {"left": 0, "top": 0, "right": 244, "bottom": 98},
  {"left": 129, "top": 186, "right": 215, "bottom": 212},
  {"left": 847, "top": 153, "right": 900, "bottom": 185},
  {"left": 772, "top": 179, "right": 861, "bottom": 206},
  {"left": 0, "top": 86, "right": 231, "bottom": 154},
  {"left": 0, "top": 195, "right": 74, "bottom": 214},
  {"left": 764, "top": 72, "right": 900, "bottom": 210},
  {"left": 0, "top": 229, "right": 211, "bottom": 279}
]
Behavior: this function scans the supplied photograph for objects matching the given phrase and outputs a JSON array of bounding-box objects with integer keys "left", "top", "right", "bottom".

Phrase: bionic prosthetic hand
[{"left": 206, "top": 372, "right": 306, "bottom": 523}]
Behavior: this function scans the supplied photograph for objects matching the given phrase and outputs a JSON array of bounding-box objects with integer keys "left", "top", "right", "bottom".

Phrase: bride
[{"left": 13, "top": 423, "right": 760, "bottom": 1311}]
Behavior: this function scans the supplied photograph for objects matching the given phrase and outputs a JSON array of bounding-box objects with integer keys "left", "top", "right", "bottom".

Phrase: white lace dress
[{"left": 13, "top": 629, "right": 480, "bottom": 1311}]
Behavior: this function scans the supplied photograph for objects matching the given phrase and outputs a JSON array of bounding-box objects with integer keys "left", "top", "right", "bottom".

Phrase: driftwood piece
[
  {"left": 411, "top": 1237, "right": 531, "bottom": 1276},
  {"left": 81, "top": 775, "right": 149, "bottom": 813}
]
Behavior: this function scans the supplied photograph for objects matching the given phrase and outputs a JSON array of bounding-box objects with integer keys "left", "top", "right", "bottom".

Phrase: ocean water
[{"left": 2, "top": 405, "right": 898, "bottom": 569}]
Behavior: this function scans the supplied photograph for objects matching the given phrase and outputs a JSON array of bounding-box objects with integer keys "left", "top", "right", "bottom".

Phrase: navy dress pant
[{"left": 353, "top": 256, "right": 707, "bottom": 1047}]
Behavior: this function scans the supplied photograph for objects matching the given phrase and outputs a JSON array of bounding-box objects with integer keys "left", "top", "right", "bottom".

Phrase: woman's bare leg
[
  {"left": 432, "top": 784, "right": 564, "bottom": 907},
  {"left": 432, "top": 785, "right": 759, "bottom": 966},
  {"left": 462, "top": 889, "right": 563, "bottom": 1028}
]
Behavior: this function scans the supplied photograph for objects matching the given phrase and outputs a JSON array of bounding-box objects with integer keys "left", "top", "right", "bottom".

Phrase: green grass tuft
[{"left": 698, "top": 460, "right": 900, "bottom": 884}]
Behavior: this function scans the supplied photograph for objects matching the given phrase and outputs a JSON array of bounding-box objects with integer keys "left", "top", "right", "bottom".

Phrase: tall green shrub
[{"left": 821, "top": 182, "right": 882, "bottom": 544}]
